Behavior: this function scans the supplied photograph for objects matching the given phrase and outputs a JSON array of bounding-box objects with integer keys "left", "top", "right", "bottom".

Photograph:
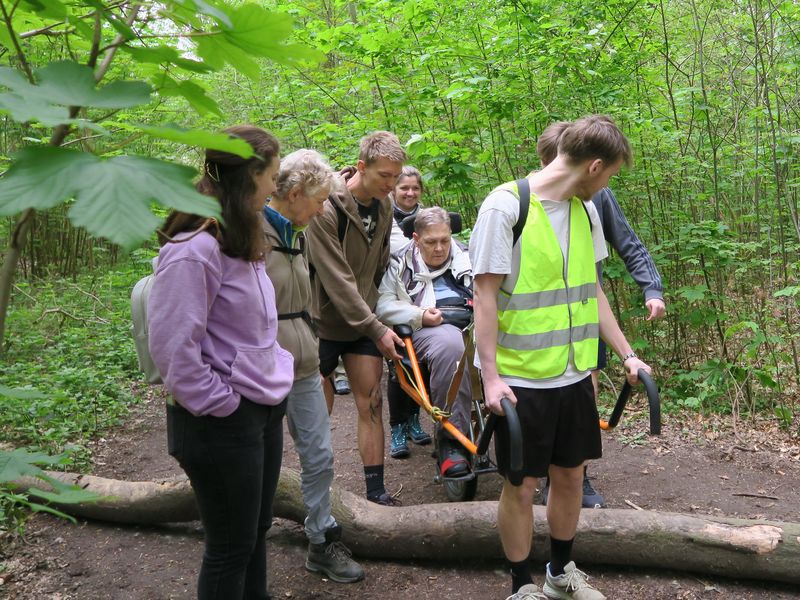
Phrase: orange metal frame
[{"left": 394, "top": 337, "right": 478, "bottom": 456}]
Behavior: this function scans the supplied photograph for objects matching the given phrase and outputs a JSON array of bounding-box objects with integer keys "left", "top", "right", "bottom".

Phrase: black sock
[
  {"left": 509, "top": 559, "right": 532, "bottom": 593},
  {"left": 364, "top": 464, "right": 385, "bottom": 499},
  {"left": 549, "top": 536, "right": 574, "bottom": 576}
]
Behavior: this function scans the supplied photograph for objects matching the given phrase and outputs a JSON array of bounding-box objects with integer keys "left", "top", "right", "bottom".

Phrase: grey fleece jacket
[{"left": 592, "top": 187, "right": 663, "bottom": 302}]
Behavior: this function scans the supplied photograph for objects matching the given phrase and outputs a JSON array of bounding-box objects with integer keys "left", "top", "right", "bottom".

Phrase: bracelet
[{"left": 621, "top": 352, "right": 637, "bottom": 362}]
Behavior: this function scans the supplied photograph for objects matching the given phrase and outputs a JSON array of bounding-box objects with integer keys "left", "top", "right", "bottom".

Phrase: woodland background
[{"left": 0, "top": 0, "right": 799, "bottom": 527}]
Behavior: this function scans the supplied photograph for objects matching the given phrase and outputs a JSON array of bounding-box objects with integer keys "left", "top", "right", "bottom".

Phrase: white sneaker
[
  {"left": 543, "top": 562, "right": 606, "bottom": 600},
  {"left": 506, "top": 583, "right": 548, "bottom": 600}
]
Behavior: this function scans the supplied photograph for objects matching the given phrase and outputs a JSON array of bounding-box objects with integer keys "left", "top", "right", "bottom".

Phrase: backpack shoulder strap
[
  {"left": 512, "top": 178, "right": 530, "bottom": 246},
  {"left": 580, "top": 199, "right": 593, "bottom": 232},
  {"left": 333, "top": 202, "right": 348, "bottom": 244}
]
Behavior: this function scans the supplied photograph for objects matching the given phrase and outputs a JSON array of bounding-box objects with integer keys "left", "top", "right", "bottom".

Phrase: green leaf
[
  {"left": 27, "top": 487, "right": 103, "bottom": 504},
  {"left": 0, "top": 62, "right": 151, "bottom": 125},
  {"left": 121, "top": 46, "right": 213, "bottom": 74},
  {"left": 0, "top": 92, "right": 70, "bottom": 125},
  {"left": 33, "top": 61, "right": 152, "bottom": 109},
  {"left": 677, "top": 285, "right": 709, "bottom": 302},
  {"left": 136, "top": 125, "right": 254, "bottom": 157},
  {"left": 195, "top": 35, "right": 261, "bottom": 80},
  {"left": 0, "top": 384, "right": 48, "bottom": 400},
  {"left": 19, "top": 0, "right": 66, "bottom": 19},
  {"left": 0, "top": 448, "right": 64, "bottom": 482},
  {"left": 774, "top": 285, "right": 800, "bottom": 298},
  {"left": 0, "top": 147, "right": 97, "bottom": 214},
  {"left": 0, "top": 147, "right": 220, "bottom": 249},
  {"left": 66, "top": 156, "right": 220, "bottom": 249},
  {"left": 221, "top": 4, "right": 325, "bottom": 66},
  {"left": 192, "top": 0, "right": 233, "bottom": 28},
  {"left": 159, "top": 79, "right": 222, "bottom": 116},
  {"left": 0, "top": 92, "right": 107, "bottom": 131}
]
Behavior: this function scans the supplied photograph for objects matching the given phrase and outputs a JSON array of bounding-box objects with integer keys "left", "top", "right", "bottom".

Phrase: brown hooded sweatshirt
[{"left": 305, "top": 167, "right": 392, "bottom": 342}]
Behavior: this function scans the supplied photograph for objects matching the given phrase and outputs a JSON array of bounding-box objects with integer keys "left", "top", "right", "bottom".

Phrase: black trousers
[{"left": 167, "top": 397, "right": 287, "bottom": 600}]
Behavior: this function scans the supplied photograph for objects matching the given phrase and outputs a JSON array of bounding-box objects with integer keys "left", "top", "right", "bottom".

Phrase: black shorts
[
  {"left": 494, "top": 376, "right": 602, "bottom": 479},
  {"left": 319, "top": 336, "right": 381, "bottom": 378}
]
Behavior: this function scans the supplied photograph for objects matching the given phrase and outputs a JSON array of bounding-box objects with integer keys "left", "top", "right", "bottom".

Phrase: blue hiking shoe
[
  {"left": 390, "top": 423, "right": 410, "bottom": 458},
  {"left": 540, "top": 474, "right": 606, "bottom": 508},
  {"left": 406, "top": 413, "right": 432, "bottom": 445}
]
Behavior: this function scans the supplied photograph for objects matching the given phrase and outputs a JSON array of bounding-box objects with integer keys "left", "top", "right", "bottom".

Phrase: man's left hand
[
  {"left": 623, "top": 356, "right": 651, "bottom": 385},
  {"left": 645, "top": 298, "right": 666, "bottom": 321}
]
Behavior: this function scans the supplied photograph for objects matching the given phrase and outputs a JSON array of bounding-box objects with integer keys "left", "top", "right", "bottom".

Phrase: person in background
[
  {"left": 305, "top": 131, "right": 406, "bottom": 506},
  {"left": 389, "top": 165, "right": 424, "bottom": 252},
  {"left": 263, "top": 149, "right": 364, "bottom": 583},
  {"left": 536, "top": 121, "right": 666, "bottom": 509},
  {"left": 149, "top": 125, "right": 293, "bottom": 600},
  {"left": 471, "top": 116, "right": 652, "bottom": 600},
  {"left": 386, "top": 166, "right": 433, "bottom": 458},
  {"left": 377, "top": 207, "right": 473, "bottom": 476}
]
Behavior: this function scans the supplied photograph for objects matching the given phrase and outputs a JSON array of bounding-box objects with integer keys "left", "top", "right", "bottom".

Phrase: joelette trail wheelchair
[{"left": 389, "top": 319, "right": 522, "bottom": 501}]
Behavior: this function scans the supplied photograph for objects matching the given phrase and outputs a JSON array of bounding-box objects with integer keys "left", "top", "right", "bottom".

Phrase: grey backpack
[{"left": 130, "top": 258, "right": 162, "bottom": 384}]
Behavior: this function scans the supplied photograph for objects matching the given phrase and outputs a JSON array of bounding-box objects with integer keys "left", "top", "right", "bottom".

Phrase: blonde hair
[
  {"left": 359, "top": 131, "right": 407, "bottom": 165},
  {"left": 558, "top": 115, "right": 632, "bottom": 167},
  {"left": 397, "top": 165, "right": 424, "bottom": 191},
  {"left": 275, "top": 149, "right": 334, "bottom": 200}
]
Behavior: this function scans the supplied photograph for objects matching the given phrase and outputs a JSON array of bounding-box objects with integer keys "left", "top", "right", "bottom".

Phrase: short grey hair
[
  {"left": 414, "top": 207, "right": 450, "bottom": 234},
  {"left": 275, "top": 149, "right": 334, "bottom": 200}
]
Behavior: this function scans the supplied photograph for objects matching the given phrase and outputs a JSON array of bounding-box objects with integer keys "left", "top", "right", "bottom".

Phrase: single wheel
[{"left": 444, "top": 476, "right": 478, "bottom": 502}]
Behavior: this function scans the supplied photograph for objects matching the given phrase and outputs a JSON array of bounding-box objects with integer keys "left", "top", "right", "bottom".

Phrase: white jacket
[{"left": 376, "top": 240, "right": 472, "bottom": 330}]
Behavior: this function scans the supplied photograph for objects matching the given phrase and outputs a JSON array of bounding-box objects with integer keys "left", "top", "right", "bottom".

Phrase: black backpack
[{"left": 510, "top": 177, "right": 591, "bottom": 245}]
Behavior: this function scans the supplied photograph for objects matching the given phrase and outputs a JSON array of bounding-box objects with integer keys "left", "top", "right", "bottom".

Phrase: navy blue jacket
[{"left": 592, "top": 188, "right": 663, "bottom": 302}]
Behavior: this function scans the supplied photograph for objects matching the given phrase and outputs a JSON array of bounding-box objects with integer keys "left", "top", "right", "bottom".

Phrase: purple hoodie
[{"left": 148, "top": 231, "right": 294, "bottom": 417}]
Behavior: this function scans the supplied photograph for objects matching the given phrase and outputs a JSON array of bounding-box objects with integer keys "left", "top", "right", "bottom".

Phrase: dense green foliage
[
  {"left": 243, "top": 0, "right": 799, "bottom": 423},
  {"left": 1, "top": 0, "right": 799, "bottom": 529},
  {"left": 2, "top": 260, "right": 147, "bottom": 455}
]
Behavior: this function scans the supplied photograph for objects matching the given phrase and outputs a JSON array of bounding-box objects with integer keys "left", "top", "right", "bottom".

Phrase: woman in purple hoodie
[{"left": 148, "top": 125, "right": 294, "bottom": 600}]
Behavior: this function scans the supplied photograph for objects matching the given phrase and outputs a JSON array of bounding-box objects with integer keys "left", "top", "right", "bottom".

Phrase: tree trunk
[
  {"left": 19, "top": 468, "right": 800, "bottom": 585},
  {"left": 0, "top": 208, "right": 35, "bottom": 352}
]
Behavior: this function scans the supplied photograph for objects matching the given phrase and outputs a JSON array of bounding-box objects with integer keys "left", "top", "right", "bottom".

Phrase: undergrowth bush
[{"left": 1, "top": 251, "right": 157, "bottom": 464}]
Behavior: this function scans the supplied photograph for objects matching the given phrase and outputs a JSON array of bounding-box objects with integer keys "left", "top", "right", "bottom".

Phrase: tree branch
[{"left": 0, "top": 0, "right": 34, "bottom": 82}]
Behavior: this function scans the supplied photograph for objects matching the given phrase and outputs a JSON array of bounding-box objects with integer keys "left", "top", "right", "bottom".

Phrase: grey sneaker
[
  {"left": 543, "top": 562, "right": 605, "bottom": 600},
  {"left": 305, "top": 525, "right": 364, "bottom": 583},
  {"left": 506, "top": 583, "right": 547, "bottom": 600}
]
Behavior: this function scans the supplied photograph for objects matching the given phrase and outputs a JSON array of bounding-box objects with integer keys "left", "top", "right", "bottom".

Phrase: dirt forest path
[{"left": 2, "top": 379, "right": 800, "bottom": 600}]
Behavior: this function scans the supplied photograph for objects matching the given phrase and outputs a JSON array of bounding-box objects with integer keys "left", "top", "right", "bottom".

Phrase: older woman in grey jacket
[
  {"left": 376, "top": 207, "right": 474, "bottom": 478},
  {"left": 263, "top": 149, "right": 363, "bottom": 583}
]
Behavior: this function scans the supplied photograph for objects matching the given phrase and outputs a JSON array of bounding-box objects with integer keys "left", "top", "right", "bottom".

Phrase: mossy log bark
[{"left": 18, "top": 468, "right": 800, "bottom": 585}]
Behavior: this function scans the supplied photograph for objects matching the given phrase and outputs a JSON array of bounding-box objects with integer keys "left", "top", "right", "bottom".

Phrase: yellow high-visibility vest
[{"left": 495, "top": 182, "right": 599, "bottom": 379}]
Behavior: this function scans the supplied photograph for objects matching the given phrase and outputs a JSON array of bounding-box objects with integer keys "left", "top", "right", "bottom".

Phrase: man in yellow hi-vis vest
[{"left": 470, "top": 115, "right": 652, "bottom": 600}]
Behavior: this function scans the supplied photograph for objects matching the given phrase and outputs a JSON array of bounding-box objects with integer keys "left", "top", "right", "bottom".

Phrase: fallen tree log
[{"left": 16, "top": 468, "right": 800, "bottom": 585}]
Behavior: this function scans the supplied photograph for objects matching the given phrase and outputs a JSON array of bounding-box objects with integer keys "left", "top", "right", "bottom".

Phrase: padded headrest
[{"left": 400, "top": 211, "right": 463, "bottom": 239}]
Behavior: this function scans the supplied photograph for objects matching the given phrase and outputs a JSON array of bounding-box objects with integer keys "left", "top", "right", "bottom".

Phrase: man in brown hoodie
[{"left": 306, "top": 131, "right": 406, "bottom": 505}]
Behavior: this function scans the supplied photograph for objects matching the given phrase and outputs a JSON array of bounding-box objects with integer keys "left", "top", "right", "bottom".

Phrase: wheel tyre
[{"left": 444, "top": 476, "right": 478, "bottom": 502}]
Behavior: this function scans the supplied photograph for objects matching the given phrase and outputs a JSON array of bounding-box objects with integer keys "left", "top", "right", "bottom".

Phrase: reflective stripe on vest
[{"left": 495, "top": 182, "right": 599, "bottom": 379}]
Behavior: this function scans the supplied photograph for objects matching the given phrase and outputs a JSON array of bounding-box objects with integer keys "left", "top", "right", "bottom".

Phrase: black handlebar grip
[
  {"left": 607, "top": 369, "right": 660, "bottom": 435},
  {"left": 476, "top": 397, "right": 524, "bottom": 486},
  {"left": 638, "top": 369, "right": 661, "bottom": 435}
]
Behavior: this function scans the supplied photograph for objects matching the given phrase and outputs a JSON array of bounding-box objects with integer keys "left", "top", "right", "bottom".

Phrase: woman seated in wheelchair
[{"left": 376, "top": 207, "right": 474, "bottom": 479}]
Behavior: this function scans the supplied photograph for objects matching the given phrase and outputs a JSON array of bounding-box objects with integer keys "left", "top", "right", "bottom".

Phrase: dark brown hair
[
  {"left": 159, "top": 125, "right": 280, "bottom": 261},
  {"left": 536, "top": 121, "right": 571, "bottom": 166},
  {"left": 557, "top": 115, "right": 632, "bottom": 168}
]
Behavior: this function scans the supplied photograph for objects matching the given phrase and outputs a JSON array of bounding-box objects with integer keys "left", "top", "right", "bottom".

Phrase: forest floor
[{"left": 2, "top": 377, "right": 800, "bottom": 600}]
